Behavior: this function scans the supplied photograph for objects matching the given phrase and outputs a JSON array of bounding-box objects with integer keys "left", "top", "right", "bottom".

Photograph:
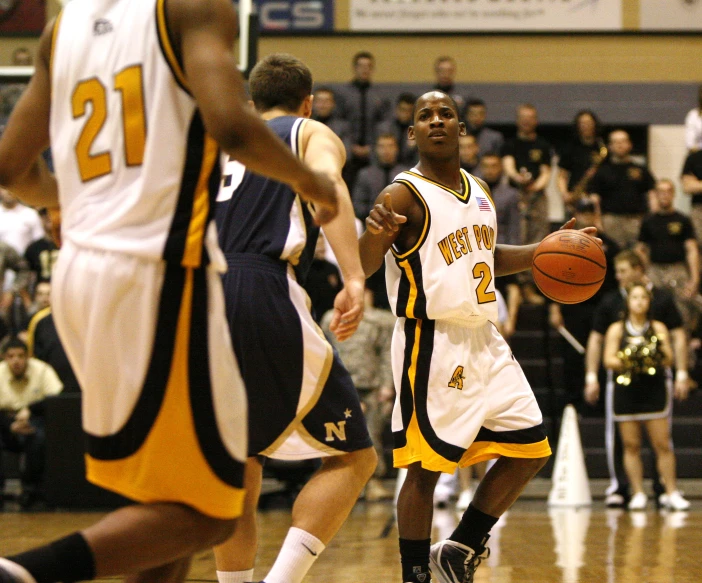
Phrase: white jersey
[
  {"left": 50, "top": 0, "right": 220, "bottom": 268},
  {"left": 385, "top": 168, "right": 499, "bottom": 326}
]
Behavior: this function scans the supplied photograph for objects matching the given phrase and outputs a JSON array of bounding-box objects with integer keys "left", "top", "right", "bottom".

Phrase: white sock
[
  {"left": 216, "top": 569, "right": 254, "bottom": 583},
  {"left": 264, "top": 527, "right": 325, "bottom": 583}
]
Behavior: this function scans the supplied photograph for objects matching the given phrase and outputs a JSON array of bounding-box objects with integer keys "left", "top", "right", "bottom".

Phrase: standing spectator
[
  {"left": 502, "top": 103, "right": 553, "bottom": 245},
  {"left": 336, "top": 52, "right": 389, "bottom": 190},
  {"left": 584, "top": 250, "right": 689, "bottom": 507},
  {"left": 465, "top": 98, "right": 504, "bottom": 159},
  {"left": 24, "top": 208, "right": 59, "bottom": 288},
  {"left": 432, "top": 56, "right": 466, "bottom": 114},
  {"left": 637, "top": 179, "right": 699, "bottom": 333},
  {"left": 352, "top": 134, "right": 410, "bottom": 221},
  {"left": 26, "top": 293, "right": 80, "bottom": 394},
  {"left": 321, "top": 285, "right": 395, "bottom": 501},
  {"left": 558, "top": 109, "right": 607, "bottom": 214},
  {"left": 311, "top": 86, "right": 352, "bottom": 160},
  {"left": 0, "top": 337, "right": 63, "bottom": 508},
  {"left": 603, "top": 283, "right": 689, "bottom": 511},
  {"left": 681, "top": 147, "right": 702, "bottom": 249},
  {"left": 377, "top": 93, "right": 417, "bottom": 167},
  {"left": 684, "top": 84, "right": 702, "bottom": 153},
  {"left": 549, "top": 199, "right": 620, "bottom": 413},
  {"left": 0, "top": 188, "right": 44, "bottom": 255},
  {"left": 459, "top": 134, "right": 482, "bottom": 177},
  {"left": 589, "top": 130, "right": 656, "bottom": 250}
]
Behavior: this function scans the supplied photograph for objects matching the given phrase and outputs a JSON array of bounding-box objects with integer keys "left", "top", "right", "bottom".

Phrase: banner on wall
[
  {"left": 0, "top": 0, "right": 45, "bottom": 34},
  {"left": 350, "top": 0, "right": 622, "bottom": 32},
  {"left": 258, "top": 0, "right": 334, "bottom": 32},
  {"left": 640, "top": 0, "right": 702, "bottom": 30}
]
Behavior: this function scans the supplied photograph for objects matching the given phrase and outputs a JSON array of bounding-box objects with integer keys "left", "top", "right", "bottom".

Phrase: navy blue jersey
[{"left": 215, "top": 116, "right": 319, "bottom": 282}]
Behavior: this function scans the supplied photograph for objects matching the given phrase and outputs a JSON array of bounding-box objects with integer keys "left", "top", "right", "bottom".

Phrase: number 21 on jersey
[{"left": 72, "top": 64, "right": 146, "bottom": 182}]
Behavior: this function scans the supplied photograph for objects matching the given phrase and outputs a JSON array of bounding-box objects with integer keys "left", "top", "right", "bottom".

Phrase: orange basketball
[{"left": 532, "top": 230, "right": 606, "bottom": 304}]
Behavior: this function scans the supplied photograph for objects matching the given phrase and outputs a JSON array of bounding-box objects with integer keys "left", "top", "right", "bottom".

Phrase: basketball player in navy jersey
[
  {"left": 0, "top": 1, "right": 338, "bottom": 583},
  {"left": 213, "top": 54, "right": 376, "bottom": 583},
  {"left": 359, "top": 91, "right": 600, "bottom": 583}
]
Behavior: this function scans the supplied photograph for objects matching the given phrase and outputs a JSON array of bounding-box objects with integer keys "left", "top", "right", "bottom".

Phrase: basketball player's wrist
[
  {"left": 675, "top": 370, "right": 689, "bottom": 383},
  {"left": 585, "top": 372, "right": 597, "bottom": 384}
]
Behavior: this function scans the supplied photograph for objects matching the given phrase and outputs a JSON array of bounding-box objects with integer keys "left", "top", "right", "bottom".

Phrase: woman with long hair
[{"left": 603, "top": 283, "right": 690, "bottom": 511}]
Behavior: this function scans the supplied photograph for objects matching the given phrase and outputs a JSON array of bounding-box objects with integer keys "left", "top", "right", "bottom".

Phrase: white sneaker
[
  {"left": 456, "top": 488, "right": 473, "bottom": 512},
  {"left": 628, "top": 492, "right": 648, "bottom": 511},
  {"left": 663, "top": 491, "right": 690, "bottom": 511},
  {"left": 605, "top": 493, "right": 626, "bottom": 508}
]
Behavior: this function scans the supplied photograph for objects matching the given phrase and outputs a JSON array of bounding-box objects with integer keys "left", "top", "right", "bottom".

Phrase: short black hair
[
  {"left": 413, "top": 91, "right": 460, "bottom": 121},
  {"left": 396, "top": 92, "right": 416, "bottom": 106},
  {"left": 3, "top": 336, "right": 27, "bottom": 354},
  {"left": 353, "top": 51, "right": 374, "bottom": 66},
  {"left": 249, "top": 53, "right": 313, "bottom": 113},
  {"left": 466, "top": 98, "right": 486, "bottom": 109}
]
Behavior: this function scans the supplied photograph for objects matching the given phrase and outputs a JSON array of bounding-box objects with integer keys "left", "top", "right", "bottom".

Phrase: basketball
[{"left": 532, "top": 230, "right": 606, "bottom": 304}]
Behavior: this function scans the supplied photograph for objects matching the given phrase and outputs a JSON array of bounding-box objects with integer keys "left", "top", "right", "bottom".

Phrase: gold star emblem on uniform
[
  {"left": 344, "top": 409, "right": 352, "bottom": 419},
  {"left": 668, "top": 222, "right": 682, "bottom": 235}
]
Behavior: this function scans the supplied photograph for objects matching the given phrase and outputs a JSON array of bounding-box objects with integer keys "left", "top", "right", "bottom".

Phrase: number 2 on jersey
[
  {"left": 72, "top": 65, "right": 146, "bottom": 182},
  {"left": 473, "top": 262, "right": 496, "bottom": 304}
]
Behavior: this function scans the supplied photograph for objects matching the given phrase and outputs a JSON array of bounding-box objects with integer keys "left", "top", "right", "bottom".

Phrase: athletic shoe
[
  {"left": 661, "top": 491, "right": 690, "bottom": 511},
  {"left": 628, "top": 492, "right": 648, "bottom": 511},
  {"left": 604, "top": 492, "right": 626, "bottom": 508},
  {"left": 430, "top": 539, "right": 489, "bottom": 583},
  {"left": 0, "top": 560, "right": 36, "bottom": 583},
  {"left": 456, "top": 488, "right": 473, "bottom": 512}
]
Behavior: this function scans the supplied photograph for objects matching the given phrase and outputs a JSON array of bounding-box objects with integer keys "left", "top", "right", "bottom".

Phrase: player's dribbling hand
[
  {"left": 299, "top": 170, "right": 339, "bottom": 226},
  {"left": 366, "top": 193, "right": 407, "bottom": 235},
  {"left": 329, "top": 277, "right": 365, "bottom": 342},
  {"left": 559, "top": 217, "right": 602, "bottom": 246}
]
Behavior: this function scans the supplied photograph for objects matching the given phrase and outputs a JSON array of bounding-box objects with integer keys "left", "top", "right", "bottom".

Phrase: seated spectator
[
  {"left": 311, "top": 86, "right": 352, "bottom": 160},
  {"left": 465, "top": 98, "right": 504, "bottom": 159},
  {"left": 459, "top": 134, "right": 482, "bottom": 177},
  {"left": 0, "top": 188, "right": 44, "bottom": 255},
  {"left": 0, "top": 240, "right": 30, "bottom": 324},
  {"left": 28, "top": 281, "right": 51, "bottom": 320},
  {"left": 0, "top": 337, "right": 63, "bottom": 508},
  {"left": 24, "top": 208, "right": 60, "bottom": 287},
  {"left": 376, "top": 92, "right": 417, "bottom": 167},
  {"left": 432, "top": 56, "right": 466, "bottom": 114},
  {"left": 320, "top": 285, "right": 395, "bottom": 500},
  {"left": 27, "top": 297, "right": 80, "bottom": 393},
  {"left": 352, "top": 133, "right": 410, "bottom": 220},
  {"left": 685, "top": 84, "right": 702, "bottom": 153}
]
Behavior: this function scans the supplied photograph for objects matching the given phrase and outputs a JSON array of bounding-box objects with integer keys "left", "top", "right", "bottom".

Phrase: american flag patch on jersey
[{"left": 476, "top": 197, "right": 492, "bottom": 211}]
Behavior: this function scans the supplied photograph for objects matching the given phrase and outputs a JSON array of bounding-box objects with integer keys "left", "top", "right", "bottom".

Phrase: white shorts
[
  {"left": 51, "top": 241, "right": 247, "bottom": 519},
  {"left": 391, "top": 318, "right": 551, "bottom": 473}
]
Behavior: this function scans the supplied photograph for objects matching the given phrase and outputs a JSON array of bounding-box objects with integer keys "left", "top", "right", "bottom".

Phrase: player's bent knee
[{"left": 196, "top": 517, "right": 237, "bottom": 547}]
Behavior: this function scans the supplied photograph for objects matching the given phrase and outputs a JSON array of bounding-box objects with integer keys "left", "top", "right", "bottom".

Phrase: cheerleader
[{"left": 603, "top": 283, "right": 690, "bottom": 511}]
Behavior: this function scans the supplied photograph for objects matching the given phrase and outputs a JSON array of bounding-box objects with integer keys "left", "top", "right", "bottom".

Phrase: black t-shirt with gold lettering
[
  {"left": 638, "top": 211, "right": 696, "bottom": 264},
  {"left": 681, "top": 150, "right": 702, "bottom": 205},
  {"left": 558, "top": 139, "right": 603, "bottom": 191},
  {"left": 501, "top": 135, "right": 552, "bottom": 187},
  {"left": 589, "top": 161, "right": 655, "bottom": 214}
]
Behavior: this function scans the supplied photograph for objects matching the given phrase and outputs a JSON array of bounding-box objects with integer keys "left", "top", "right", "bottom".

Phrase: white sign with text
[
  {"left": 350, "top": 0, "right": 622, "bottom": 32},
  {"left": 640, "top": 0, "right": 702, "bottom": 30}
]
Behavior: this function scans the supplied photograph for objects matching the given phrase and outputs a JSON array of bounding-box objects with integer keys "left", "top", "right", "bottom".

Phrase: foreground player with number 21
[{"left": 358, "top": 91, "right": 602, "bottom": 583}]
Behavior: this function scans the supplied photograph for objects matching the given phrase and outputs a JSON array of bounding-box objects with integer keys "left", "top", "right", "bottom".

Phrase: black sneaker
[
  {"left": 429, "top": 539, "right": 489, "bottom": 583},
  {"left": 0, "top": 559, "right": 36, "bottom": 583}
]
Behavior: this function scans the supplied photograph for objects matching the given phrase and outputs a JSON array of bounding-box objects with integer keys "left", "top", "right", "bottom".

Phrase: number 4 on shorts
[{"left": 448, "top": 365, "right": 465, "bottom": 390}]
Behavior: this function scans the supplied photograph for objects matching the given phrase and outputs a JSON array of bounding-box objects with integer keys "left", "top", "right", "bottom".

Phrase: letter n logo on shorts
[
  {"left": 324, "top": 421, "right": 347, "bottom": 442},
  {"left": 448, "top": 365, "right": 465, "bottom": 390}
]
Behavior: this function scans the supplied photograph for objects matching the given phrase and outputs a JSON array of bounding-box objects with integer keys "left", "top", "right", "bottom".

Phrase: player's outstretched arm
[
  {"left": 359, "top": 185, "right": 411, "bottom": 278},
  {"left": 0, "top": 21, "right": 57, "bottom": 209},
  {"left": 169, "top": 0, "right": 337, "bottom": 222},
  {"left": 495, "top": 217, "right": 602, "bottom": 276},
  {"left": 304, "top": 121, "right": 364, "bottom": 340}
]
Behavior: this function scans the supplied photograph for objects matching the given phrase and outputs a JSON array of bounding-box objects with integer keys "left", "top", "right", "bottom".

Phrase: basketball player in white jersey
[
  {"left": 0, "top": 1, "right": 338, "bottom": 583},
  {"left": 359, "top": 91, "right": 600, "bottom": 583}
]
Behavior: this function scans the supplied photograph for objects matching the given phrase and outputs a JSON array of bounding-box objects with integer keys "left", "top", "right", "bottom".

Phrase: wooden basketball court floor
[{"left": 2, "top": 499, "right": 702, "bottom": 582}]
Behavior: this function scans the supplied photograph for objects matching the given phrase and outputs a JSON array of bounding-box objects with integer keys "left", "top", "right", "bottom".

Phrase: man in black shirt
[
  {"left": 465, "top": 98, "right": 504, "bottom": 158},
  {"left": 589, "top": 130, "right": 655, "bottom": 249},
  {"left": 311, "top": 87, "right": 352, "bottom": 161},
  {"left": 23, "top": 208, "right": 59, "bottom": 287},
  {"left": 432, "top": 56, "right": 465, "bottom": 114},
  {"left": 502, "top": 103, "right": 553, "bottom": 245},
  {"left": 583, "top": 250, "right": 689, "bottom": 506},
  {"left": 376, "top": 93, "right": 417, "bottom": 167},
  {"left": 638, "top": 179, "right": 699, "bottom": 333},
  {"left": 681, "top": 148, "right": 702, "bottom": 254}
]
